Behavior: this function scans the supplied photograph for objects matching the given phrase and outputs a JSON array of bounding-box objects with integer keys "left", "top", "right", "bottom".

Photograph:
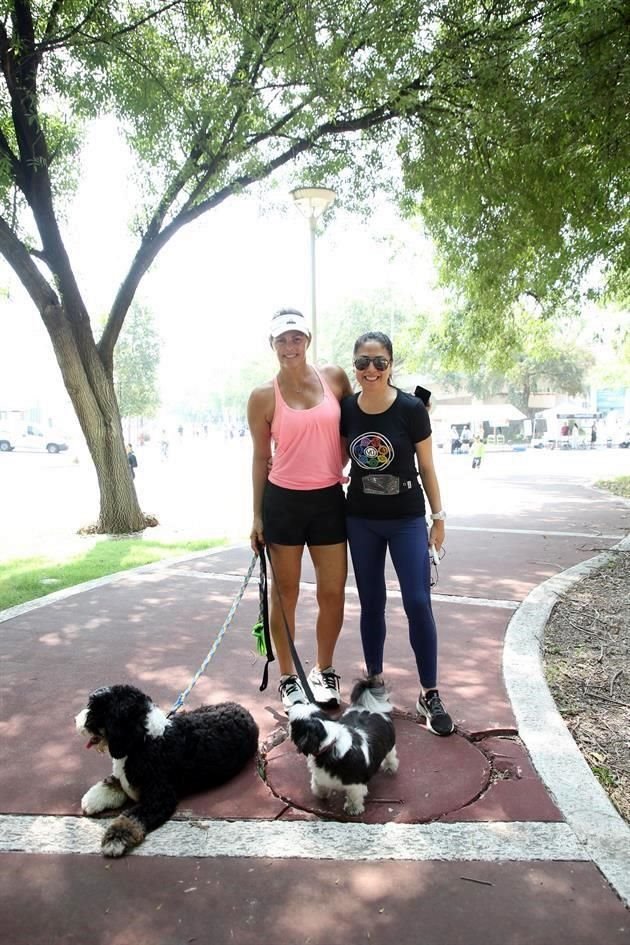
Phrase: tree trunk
[
  {"left": 87, "top": 415, "right": 147, "bottom": 534},
  {"left": 47, "top": 303, "right": 148, "bottom": 534}
]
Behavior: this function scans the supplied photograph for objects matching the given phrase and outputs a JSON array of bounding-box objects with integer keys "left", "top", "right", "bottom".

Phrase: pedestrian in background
[
  {"left": 160, "top": 430, "right": 169, "bottom": 459},
  {"left": 471, "top": 436, "right": 485, "bottom": 469},
  {"left": 571, "top": 421, "right": 580, "bottom": 449},
  {"left": 449, "top": 425, "right": 460, "bottom": 454},
  {"left": 127, "top": 443, "right": 138, "bottom": 479}
]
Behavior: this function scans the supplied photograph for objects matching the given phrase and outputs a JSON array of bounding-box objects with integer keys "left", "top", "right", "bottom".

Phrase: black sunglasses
[{"left": 353, "top": 356, "right": 391, "bottom": 371}]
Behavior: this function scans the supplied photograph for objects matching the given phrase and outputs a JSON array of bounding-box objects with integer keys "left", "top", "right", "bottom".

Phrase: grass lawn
[
  {"left": 0, "top": 537, "right": 224, "bottom": 612},
  {"left": 595, "top": 475, "right": 630, "bottom": 499}
]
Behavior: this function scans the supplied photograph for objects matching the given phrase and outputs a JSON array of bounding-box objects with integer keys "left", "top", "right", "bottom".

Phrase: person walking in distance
[
  {"left": 341, "top": 331, "right": 454, "bottom": 736},
  {"left": 127, "top": 443, "right": 138, "bottom": 479},
  {"left": 247, "top": 309, "right": 353, "bottom": 711},
  {"left": 471, "top": 436, "right": 485, "bottom": 469},
  {"left": 160, "top": 430, "right": 169, "bottom": 459},
  {"left": 449, "top": 426, "right": 460, "bottom": 454}
]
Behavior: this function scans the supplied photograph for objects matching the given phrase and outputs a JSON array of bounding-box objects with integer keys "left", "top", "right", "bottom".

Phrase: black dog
[
  {"left": 75, "top": 684, "right": 259, "bottom": 856},
  {"left": 288, "top": 678, "right": 398, "bottom": 816}
]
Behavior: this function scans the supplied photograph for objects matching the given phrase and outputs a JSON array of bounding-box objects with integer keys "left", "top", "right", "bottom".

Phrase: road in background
[
  {"left": 0, "top": 433, "right": 627, "bottom": 561},
  {"left": 0, "top": 430, "right": 251, "bottom": 559}
]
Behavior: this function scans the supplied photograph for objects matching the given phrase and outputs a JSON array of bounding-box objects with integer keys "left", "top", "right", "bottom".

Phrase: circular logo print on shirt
[{"left": 350, "top": 432, "right": 394, "bottom": 470}]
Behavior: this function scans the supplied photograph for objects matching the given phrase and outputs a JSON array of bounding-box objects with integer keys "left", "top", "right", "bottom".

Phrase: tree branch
[
  {"left": 0, "top": 125, "right": 22, "bottom": 185},
  {"left": 0, "top": 213, "right": 58, "bottom": 312},
  {"left": 112, "top": 6, "right": 287, "bottom": 249},
  {"left": 100, "top": 91, "right": 409, "bottom": 360},
  {"left": 40, "top": 0, "right": 184, "bottom": 51},
  {"left": 96, "top": 1, "right": 551, "bottom": 359},
  {"left": 11, "top": 0, "right": 40, "bottom": 92},
  {"left": 181, "top": 34, "right": 295, "bottom": 214},
  {"left": 43, "top": 0, "right": 69, "bottom": 42},
  {"left": 1, "top": 3, "right": 92, "bottom": 327}
]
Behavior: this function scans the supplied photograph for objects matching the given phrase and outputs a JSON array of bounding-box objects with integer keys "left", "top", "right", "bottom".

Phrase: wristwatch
[{"left": 430, "top": 510, "right": 447, "bottom": 521}]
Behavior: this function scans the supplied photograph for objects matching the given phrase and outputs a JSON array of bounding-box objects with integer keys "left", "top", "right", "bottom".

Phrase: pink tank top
[{"left": 269, "top": 370, "right": 344, "bottom": 490}]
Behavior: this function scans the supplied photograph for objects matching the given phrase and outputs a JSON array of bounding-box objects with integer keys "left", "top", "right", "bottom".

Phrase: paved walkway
[{"left": 1, "top": 465, "right": 629, "bottom": 944}]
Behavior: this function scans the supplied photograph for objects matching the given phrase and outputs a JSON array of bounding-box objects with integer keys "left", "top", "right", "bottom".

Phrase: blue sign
[{"left": 596, "top": 388, "right": 626, "bottom": 412}]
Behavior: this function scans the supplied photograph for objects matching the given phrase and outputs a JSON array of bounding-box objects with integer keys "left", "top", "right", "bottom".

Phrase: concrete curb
[
  {"left": 0, "top": 815, "right": 588, "bottom": 862},
  {"left": 504, "top": 535, "right": 630, "bottom": 906}
]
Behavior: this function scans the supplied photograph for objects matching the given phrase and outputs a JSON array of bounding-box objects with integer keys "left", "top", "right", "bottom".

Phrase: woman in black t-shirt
[{"left": 340, "top": 332, "right": 454, "bottom": 736}]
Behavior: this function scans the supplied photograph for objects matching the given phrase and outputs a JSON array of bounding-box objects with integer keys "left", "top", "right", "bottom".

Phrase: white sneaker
[
  {"left": 307, "top": 666, "right": 341, "bottom": 707},
  {"left": 278, "top": 675, "right": 307, "bottom": 712}
]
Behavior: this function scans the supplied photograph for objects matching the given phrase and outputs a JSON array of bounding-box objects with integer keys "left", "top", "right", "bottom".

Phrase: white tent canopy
[
  {"left": 538, "top": 402, "right": 599, "bottom": 421},
  {"left": 430, "top": 403, "right": 527, "bottom": 425}
]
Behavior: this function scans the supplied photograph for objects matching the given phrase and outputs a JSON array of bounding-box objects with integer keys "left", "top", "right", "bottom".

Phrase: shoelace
[
  {"left": 426, "top": 693, "right": 447, "bottom": 716},
  {"left": 321, "top": 670, "right": 340, "bottom": 690},
  {"left": 280, "top": 677, "right": 301, "bottom": 696}
]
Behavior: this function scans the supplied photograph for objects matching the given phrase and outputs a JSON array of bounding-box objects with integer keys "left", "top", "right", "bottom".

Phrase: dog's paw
[
  {"left": 381, "top": 747, "right": 399, "bottom": 775},
  {"left": 81, "top": 790, "right": 100, "bottom": 816},
  {"left": 101, "top": 814, "right": 146, "bottom": 857},
  {"left": 343, "top": 785, "right": 368, "bottom": 816},
  {"left": 343, "top": 798, "right": 365, "bottom": 816},
  {"left": 81, "top": 779, "right": 127, "bottom": 815}
]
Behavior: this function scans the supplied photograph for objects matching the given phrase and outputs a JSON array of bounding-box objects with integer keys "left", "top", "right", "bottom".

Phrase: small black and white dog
[
  {"left": 75, "top": 684, "right": 259, "bottom": 857},
  {"left": 288, "top": 678, "right": 398, "bottom": 816}
]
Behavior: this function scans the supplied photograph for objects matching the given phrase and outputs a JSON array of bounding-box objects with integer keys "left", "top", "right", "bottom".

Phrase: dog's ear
[
  {"left": 104, "top": 698, "right": 148, "bottom": 759},
  {"left": 105, "top": 719, "right": 133, "bottom": 759},
  {"left": 291, "top": 718, "right": 326, "bottom": 756}
]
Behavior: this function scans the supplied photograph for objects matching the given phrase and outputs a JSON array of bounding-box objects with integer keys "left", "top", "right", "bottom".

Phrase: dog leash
[
  {"left": 168, "top": 551, "right": 259, "bottom": 717},
  {"left": 264, "top": 545, "right": 315, "bottom": 703},
  {"left": 251, "top": 544, "right": 275, "bottom": 692}
]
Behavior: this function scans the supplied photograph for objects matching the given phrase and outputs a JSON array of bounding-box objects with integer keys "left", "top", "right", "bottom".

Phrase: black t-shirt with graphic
[{"left": 340, "top": 389, "right": 432, "bottom": 518}]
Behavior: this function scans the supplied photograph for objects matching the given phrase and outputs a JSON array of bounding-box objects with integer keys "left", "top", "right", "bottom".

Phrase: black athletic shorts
[{"left": 263, "top": 481, "right": 346, "bottom": 546}]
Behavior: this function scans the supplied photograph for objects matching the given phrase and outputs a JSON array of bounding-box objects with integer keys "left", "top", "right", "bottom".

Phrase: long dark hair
[{"left": 353, "top": 331, "right": 393, "bottom": 359}]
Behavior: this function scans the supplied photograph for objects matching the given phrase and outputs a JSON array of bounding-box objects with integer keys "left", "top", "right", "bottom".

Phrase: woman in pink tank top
[{"left": 247, "top": 308, "right": 352, "bottom": 712}]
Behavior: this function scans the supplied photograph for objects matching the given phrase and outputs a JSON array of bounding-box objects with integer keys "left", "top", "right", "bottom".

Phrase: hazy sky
[{"left": 0, "top": 118, "right": 443, "bottom": 424}]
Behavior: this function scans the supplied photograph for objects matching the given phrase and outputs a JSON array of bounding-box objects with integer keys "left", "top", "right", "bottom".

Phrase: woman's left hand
[{"left": 429, "top": 520, "right": 445, "bottom": 552}]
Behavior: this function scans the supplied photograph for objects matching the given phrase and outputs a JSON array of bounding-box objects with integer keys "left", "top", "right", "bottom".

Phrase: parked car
[{"left": 0, "top": 425, "right": 69, "bottom": 453}]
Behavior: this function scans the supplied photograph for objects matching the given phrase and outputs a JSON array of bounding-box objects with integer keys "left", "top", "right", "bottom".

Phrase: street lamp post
[{"left": 291, "top": 186, "right": 336, "bottom": 364}]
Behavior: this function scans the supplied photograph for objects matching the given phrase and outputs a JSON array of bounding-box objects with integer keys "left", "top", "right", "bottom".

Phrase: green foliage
[
  {"left": 114, "top": 302, "right": 161, "bottom": 418},
  {"left": 470, "top": 344, "right": 594, "bottom": 415},
  {"left": 1, "top": 1, "right": 626, "bottom": 355},
  {"left": 399, "top": 0, "right": 630, "bottom": 356},
  {"left": 584, "top": 303, "right": 630, "bottom": 387},
  {"left": 0, "top": 0, "right": 426, "bottom": 216},
  {"left": 595, "top": 477, "right": 630, "bottom": 500},
  {"left": 592, "top": 765, "right": 617, "bottom": 790},
  {"left": 417, "top": 309, "right": 595, "bottom": 414}
]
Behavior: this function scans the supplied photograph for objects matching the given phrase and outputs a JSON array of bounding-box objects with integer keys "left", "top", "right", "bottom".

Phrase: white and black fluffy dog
[
  {"left": 288, "top": 678, "right": 398, "bottom": 816},
  {"left": 75, "top": 684, "right": 259, "bottom": 857}
]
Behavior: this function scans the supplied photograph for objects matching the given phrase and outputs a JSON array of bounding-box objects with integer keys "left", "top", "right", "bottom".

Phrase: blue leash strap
[{"left": 168, "top": 551, "right": 259, "bottom": 717}]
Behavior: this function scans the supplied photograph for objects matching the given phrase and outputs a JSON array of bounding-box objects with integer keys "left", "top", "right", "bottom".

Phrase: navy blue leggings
[{"left": 346, "top": 515, "right": 437, "bottom": 689}]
